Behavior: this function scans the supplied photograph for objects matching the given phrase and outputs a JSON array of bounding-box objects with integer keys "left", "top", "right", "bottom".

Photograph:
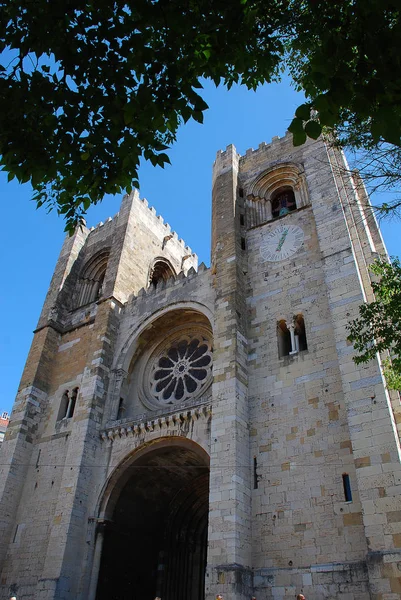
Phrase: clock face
[{"left": 260, "top": 224, "right": 304, "bottom": 262}]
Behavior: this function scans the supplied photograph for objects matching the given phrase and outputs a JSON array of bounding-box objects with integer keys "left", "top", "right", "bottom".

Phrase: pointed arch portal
[{"left": 96, "top": 440, "right": 210, "bottom": 600}]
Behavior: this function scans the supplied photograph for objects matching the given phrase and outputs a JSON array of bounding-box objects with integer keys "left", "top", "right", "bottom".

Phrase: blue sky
[{"left": 1, "top": 76, "right": 400, "bottom": 415}]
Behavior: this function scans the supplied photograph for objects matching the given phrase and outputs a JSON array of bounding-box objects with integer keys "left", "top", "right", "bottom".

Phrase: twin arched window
[
  {"left": 57, "top": 387, "right": 79, "bottom": 421},
  {"left": 277, "top": 315, "right": 307, "bottom": 358}
]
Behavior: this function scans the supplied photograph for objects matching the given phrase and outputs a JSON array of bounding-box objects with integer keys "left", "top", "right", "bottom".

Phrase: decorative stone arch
[
  {"left": 245, "top": 162, "right": 309, "bottom": 228},
  {"left": 107, "top": 302, "right": 214, "bottom": 420},
  {"left": 115, "top": 301, "right": 214, "bottom": 374},
  {"left": 97, "top": 436, "right": 210, "bottom": 520},
  {"left": 89, "top": 437, "right": 210, "bottom": 600},
  {"left": 148, "top": 256, "right": 176, "bottom": 287},
  {"left": 75, "top": 249, "right": 110, "bottom": 307}
]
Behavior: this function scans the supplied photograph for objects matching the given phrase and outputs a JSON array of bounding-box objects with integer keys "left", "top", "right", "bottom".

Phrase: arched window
[
  {"left": 277, "top": 320, "right": 291, "bottom": 358},
  {"left": 76, "top": 250, "right": 109, "bottom": 307},
  {"left": 149, "top": 259, "right": 176, "bottom": 287},
  {"left": 116, "top": 397, "right": 125, "bottom": 420},
  {"left": 68, "top": 387, "right": 78, "bottom": 418},
  {"left": 245, "top": 163, "right": 309, "bottom": 228},
  {"left": 57, "top": 390, "right": 70, "bottom": 420},
  {"left": 294, "top": 314, "right": 307, "bottom": 352},
  {"left": 272, "top": 189, "right": 297, "bottom": 219}
]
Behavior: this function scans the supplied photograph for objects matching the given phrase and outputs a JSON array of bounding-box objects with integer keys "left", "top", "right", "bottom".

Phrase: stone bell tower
[
  {"left": 208, "top": 133, "right": 401, "bottom": 600},
  {"left": 1, "top": 133, "right": 401, "bottom": 600}
]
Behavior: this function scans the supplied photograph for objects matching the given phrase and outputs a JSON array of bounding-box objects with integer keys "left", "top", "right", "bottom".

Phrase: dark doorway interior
[{"left": 96, "top": 444, "right": 209, "bottom": 600}]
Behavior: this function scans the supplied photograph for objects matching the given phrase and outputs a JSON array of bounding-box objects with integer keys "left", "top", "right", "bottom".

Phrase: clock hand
[{"left": 275, "top": 228, "right": 288, "bottom": 252}]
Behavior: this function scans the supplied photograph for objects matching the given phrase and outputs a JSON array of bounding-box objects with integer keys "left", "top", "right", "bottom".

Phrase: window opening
[
  {"left": 150, "top": 260, "right": 175, "bottom": 287},
  {"left": 13, "top": 524, "right": 20, "bottom": 543},
  {"left": 238, "top": 187, "right": 244, "bottom": 198},
  {"left": 240, "top": 214, "right": 245, "bottom": 226},
  {"left": 294, "top": 314, "right": 307, "bottom": 352},
  {"left": 277, "top": 320, "right": 292, "bottom": 358},
  {"left": 58, "top": 390, "right": 70, "bottom": 420},
  {"left": 117, "top": 398, "right": 125, "bottom": 420},
  {"left": 253, "top": 456, "right": 258, "bottom": 489},
  {"left": 342, "top": 474, "right": 352, "bottom": 502},
  {"left": 67, "top": 387, "right": 78, "bottom": 419},
  {"left": 76, "top": 251, "right": 109, "bottom": 307},
  {"left": 278, "top": 315, "right": 307, "bottom": 357},
  {"left": 57, "top": 388, "right": 79, "bottom": 421},
  {"left": 272, "top": 189, "right": 296, "bottom": 219},
  {"left": 150, "top": 335, "right": 213, "bottom": 405},
  {"left": 241, "top": 237, "right": 246, "bottom": 251}
]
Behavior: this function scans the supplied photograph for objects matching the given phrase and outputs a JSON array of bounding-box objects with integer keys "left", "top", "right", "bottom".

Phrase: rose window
[{"left": 149, "top": 335, "right": 213, "bottom": 404}]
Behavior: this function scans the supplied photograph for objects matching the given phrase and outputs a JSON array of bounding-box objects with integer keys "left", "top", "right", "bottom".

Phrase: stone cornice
[{"left": 100, "top": 400, "right": 211, "bottom": 442}]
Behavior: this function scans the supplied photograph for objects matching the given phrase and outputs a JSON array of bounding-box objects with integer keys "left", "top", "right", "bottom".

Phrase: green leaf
[
  {"left": 292, "top": 130, "right": 307, "bottom": 146},
  {"left": 288, "top": 117, "right": 304, "bottom": 135},
  {"left": 80, "top": 153, "right": 90, "bottom": 161},
  {"left": 305, "top": 120, "right": 322, "bottom": 140},
  {"left": 192, "top": 111, "right": 204, "bottom": 124},
  {"left": 295, "top": 104, "right": 311, "bottom": 121}
]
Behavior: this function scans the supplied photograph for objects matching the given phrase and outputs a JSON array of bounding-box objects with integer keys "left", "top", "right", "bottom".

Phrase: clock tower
[{"left": 209, "top": 134, "right": 401, "bottom": 599}]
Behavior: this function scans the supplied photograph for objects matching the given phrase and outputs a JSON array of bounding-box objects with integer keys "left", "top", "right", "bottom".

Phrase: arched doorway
[{"left": 96, "top": 440, "right": 209, "bottom": 600}]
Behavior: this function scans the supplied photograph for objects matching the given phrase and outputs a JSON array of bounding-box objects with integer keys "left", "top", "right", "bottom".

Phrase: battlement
[
  {"left": 213, "top": 130, "right": 294, "bottom": 169},
  {"left": 129, "top": 261, "right": 209, "bottom": 306},
  {"left": 241, "top": 129, "right": 293, "bottom": 160},
  {"left": 81, "top": 191, "right": 197, "bottom": 260},
  {"left": 89, "top": 214, "right": 119, "bottom": 233},
  {"left": 122, "top": 191, "right": 197, "bottom": 259}
]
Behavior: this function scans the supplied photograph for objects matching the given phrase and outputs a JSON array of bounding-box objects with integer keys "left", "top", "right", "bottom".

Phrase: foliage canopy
[
  {"left": 347, "top": 258, "right": 401, "bottom": 391},
  {"left": 1, "top": 0, "right": 401, "bottom": 230},
  {"left": 0, "top": 0, "right": 288, "bottom": 230}
]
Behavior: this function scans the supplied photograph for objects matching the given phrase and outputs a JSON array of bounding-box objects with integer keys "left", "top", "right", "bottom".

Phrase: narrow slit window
[
  {"left": 13, "top": 524, "right": 20, "bottom": 543},
  {"left": 240, "top": 214, "right": 245, "bottom": 226},
  {"left": 117, "top": 398, "right": 125, "bottom": 420},
  {"left": 342, "top": 473, "right": 352, "bottom": 502},
  {"left": 253, "top": 456, "right": 258, "bottom": 489},
  {"left": 241, "top": 237, "right": 246, "bottom": 251}
]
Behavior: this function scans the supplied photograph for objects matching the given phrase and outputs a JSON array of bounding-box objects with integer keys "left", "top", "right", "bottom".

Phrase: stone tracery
[{"left": 150, "top": 334, "right": 212, "bottom": 404}]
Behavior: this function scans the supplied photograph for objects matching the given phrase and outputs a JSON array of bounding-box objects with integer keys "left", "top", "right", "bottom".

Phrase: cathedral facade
[{"left": 1, "top": 134, "right": 401, "bottom": 600}]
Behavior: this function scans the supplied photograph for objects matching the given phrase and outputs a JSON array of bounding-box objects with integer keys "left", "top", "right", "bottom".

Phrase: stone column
[
  {"left": 265, "top": 198, "right": 272, "bottom": 222},
  {"left": 288, "top": 323, "right": 297, "bottom": 355},
  {"left": 87, "top": 521, "right": 107, "bottom": 600}
]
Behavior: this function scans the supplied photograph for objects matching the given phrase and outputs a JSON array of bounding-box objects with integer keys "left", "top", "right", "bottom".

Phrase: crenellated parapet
[{"left": 128, "top": 261, "right": 209, "bottom": 307}]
